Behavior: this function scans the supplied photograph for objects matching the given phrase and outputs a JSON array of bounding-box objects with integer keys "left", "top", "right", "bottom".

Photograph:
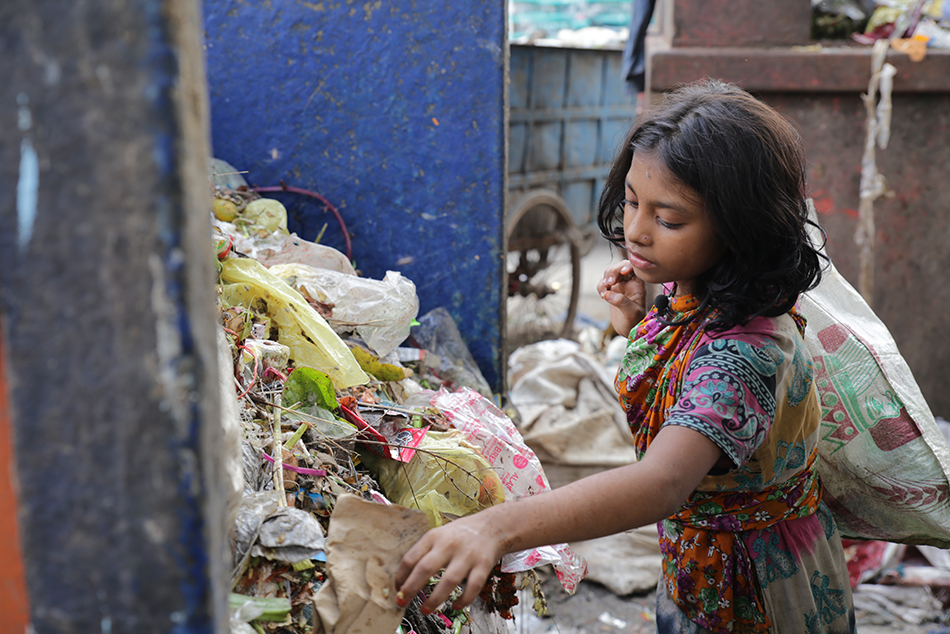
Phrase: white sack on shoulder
[{"left": 801, "top": 200, "right": 950, "bottom": 547}]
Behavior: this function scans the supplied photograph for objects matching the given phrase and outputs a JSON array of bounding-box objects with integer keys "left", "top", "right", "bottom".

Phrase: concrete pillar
[{"left": 0, "top": 0, "right": 227, "bottom": 631}]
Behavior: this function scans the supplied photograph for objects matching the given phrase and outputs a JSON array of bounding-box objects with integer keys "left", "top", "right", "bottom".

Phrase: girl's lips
[{"left": 628, "top": 251, "right": 655, "bottom": 270}]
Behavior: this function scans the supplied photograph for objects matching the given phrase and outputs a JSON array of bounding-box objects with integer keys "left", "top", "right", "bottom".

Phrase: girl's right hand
[
  {"left": 597, "top": 260, "right": 646, "bottom": 334},
  {"left": 396, "top": 512, "right": 505, "bottom": 615}
]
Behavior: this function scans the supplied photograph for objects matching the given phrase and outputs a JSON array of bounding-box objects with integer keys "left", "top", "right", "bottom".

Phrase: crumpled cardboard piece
[{"left": 313, "top": 494, "right": 429, "bottom": 634}]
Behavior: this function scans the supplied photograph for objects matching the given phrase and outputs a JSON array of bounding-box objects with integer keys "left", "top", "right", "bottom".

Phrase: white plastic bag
[
  {"left": 409, "top": 387, "right": 588, "bottom": 594},
  {"left": 269, "top": 263, "right": 418, "bottom": 359}
]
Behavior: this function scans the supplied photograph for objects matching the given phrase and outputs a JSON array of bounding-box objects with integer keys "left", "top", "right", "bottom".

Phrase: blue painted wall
[{"left": 203, "top": 0, "right": 508, "bottom": 391}]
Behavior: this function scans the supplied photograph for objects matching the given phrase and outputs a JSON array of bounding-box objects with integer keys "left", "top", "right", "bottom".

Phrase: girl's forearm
[
  {"left": 396, "top": 426, "right": 723, "bottom": 613},
  {"left": 486, "top": 460, "right": 682, "bottom": 556}
]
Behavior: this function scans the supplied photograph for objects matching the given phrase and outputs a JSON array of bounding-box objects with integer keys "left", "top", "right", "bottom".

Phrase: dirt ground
[{"left": 501, "top": 571, "right": 950, "bottom": 634}]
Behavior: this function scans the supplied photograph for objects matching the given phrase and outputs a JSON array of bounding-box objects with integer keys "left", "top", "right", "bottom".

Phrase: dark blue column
[{"left": 0, "top": 0, "right": 227, "bottom": 631}]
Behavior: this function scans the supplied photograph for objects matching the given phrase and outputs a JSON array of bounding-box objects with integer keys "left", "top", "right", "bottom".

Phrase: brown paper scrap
[{"left": 313, "top": 493, "right": 429, "bottom": 634}]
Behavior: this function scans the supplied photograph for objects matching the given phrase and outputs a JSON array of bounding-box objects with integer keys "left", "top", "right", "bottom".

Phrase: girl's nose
[{"left": 626, "top": 212, "right": 651, "bottom": 246}]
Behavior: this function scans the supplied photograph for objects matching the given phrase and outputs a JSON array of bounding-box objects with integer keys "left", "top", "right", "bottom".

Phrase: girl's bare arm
[{"left": 395, "top": 425, "right": 723, "bottom": 614}]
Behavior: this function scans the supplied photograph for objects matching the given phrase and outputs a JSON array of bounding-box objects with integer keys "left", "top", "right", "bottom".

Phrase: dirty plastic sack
[
  {"left": 219, "top": 257, "right": 368, "bottom": 388},
  {"left": 406, "top": 387, "right": 588, "bottom": 594},
  {"left": 507, "top": 339, "right": 640, "bottom": 467},
  {"left": 268, "top": 263, "right": 418, "bottom": 359},
  {"left": 411, "top": 307, "right": 492, "bottom": 397},
  {"left": 366, "top": 430, "right": 507, "bottom": 528},
  {"left": 215, "top": 219, "right": 356, "bottom": 276},
  {"left": 801, "top": 202, "right": 950, "bottom": 547},
  {"left": 232, "top": 491, "right": 281, "bottom": 572}
]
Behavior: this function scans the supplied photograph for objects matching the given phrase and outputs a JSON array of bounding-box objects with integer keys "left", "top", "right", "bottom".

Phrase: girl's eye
[
  {"left": 624, "top": 199, "right": 638, "bottom": 209},
  {"left": 658, "top": 218, "right": 683, "bottom": 229}
]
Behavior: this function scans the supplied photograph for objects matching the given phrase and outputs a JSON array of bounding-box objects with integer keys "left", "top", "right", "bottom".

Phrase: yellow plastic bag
[
  {"left": 369, "top": 430, "right": 506, "bottom": 528},
  {"left": 219, "top": 257, "right": 368, "bottom": 389}
]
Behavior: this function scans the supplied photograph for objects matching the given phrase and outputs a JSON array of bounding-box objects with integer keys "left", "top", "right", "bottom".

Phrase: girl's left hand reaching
[{"left": 395, "top": 512, "right": 505, "bottom": 615}]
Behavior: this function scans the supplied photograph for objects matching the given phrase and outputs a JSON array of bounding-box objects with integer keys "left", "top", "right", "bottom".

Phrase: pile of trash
[
  {"left": 814, "top": 0, "right": 950, "bottom": 50},
  {"left": 207, "top": 160, "right": 586, "bottom": 634}
]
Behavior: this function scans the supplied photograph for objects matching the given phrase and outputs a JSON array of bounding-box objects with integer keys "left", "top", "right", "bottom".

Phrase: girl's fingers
[
  {"left": 396, "top": 538, "right": 446, "bottom": 607},
  {"left": 453, "top": 561, "right": 495, "bottom": 610},
  {"left": 420, "top": 556, "right": 493, "bottom": 614},
  {"left": 601, "top": 260, "right": 631, "bottom": 284}
]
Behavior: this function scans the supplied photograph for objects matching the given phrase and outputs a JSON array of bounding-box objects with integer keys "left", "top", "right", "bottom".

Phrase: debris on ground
[{"left": 813, "top": 0, "right": 950, "bottom": 51}]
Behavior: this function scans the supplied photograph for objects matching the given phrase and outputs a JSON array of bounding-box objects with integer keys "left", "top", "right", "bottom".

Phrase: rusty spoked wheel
[{"left": 506, "top": 190, "right": 581, "bottom": 350}]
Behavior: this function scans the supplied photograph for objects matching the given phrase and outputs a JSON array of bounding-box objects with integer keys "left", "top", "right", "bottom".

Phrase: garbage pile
[
  {"left": 814, "top": 0, "right": 950, "bottom": 50},
  {"left": 207, "top": 161, "right": 586, "bottom": 634}
]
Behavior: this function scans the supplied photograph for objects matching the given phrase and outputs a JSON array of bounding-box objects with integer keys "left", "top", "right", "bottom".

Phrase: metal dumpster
[
  {"left": 202, "top": 1, "right": 508, "bottom": 391},
  {"left": 506, "top": 43, "right": 637, "bottom": 347}
]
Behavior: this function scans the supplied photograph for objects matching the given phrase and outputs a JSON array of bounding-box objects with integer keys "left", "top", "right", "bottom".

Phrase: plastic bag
[
  {"left": 407, "top": 387, "right": 588, "bottom": 594},
  {"left": 801, "top": 204, "right": 950, "bottom": 547},
  {"left": 366, "top": 430, "right": 506, "bottom": 528},
  {"left": 216, "top": 221, "right": 356, "bottom": 276},
  {"left": 269, "top": 263, "right": 418, "bottom": 358},
  {"left": 219, "top": 257, "right": 368, "bottom": 388},
  {"left": 410, "top": 307, "right": 492, "bottom": 397},
  {"left": 250, "top": 506, "right": 327, "bottom": 564}
]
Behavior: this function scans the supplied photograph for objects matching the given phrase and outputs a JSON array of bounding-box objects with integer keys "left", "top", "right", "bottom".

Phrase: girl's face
[{"left": 621, "top": 152, "right": 725, "bottom": 296}]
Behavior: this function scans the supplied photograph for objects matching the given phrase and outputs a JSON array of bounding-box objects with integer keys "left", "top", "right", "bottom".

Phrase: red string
[
  {"left": 251, "top": 184, "right": 352, "bottom": 260},
  {"left": 236, "top": 344, "right": 259, "bottom": 399}
]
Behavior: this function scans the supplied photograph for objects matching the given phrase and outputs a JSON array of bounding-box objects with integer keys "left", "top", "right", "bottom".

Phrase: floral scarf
[{"left": 616, "top": 294, "right": 822, "bottom": 633}]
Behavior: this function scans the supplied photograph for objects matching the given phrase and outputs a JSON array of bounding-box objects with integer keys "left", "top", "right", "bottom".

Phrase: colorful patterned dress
[{"left": 615, "top": 294, "right": 855, "bottom": 634}]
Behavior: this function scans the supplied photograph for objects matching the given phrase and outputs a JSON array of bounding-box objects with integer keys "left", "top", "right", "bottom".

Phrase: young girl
[{"left": 396, "top": 80, "right": 855, "bottom": 634}]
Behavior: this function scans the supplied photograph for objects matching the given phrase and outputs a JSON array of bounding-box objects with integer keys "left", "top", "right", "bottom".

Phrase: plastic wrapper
[
  {"left": 250, "top": 506, "right": 328, "bottom": 564},
  {"left": 366, "top": 430, "right": 506, "bottom": 528},
  {"left": 219, "top": 257, "right": 368, "bottom": 388},
  {"left": 232, "top": 491, "right": 281, "bottom": 570},
  {"left": 214, "top": 218, "right": 357, "bottom": 276},
  {"left": 410, "top": 307, "right": 492, "bottom": 397},
  {"left": 209, "top": 157, "right": 248, "bottom": 190},
  {"left": 269, "top": 263, "right": 418, "bottom": 359},
  {"left": 406, "top": 387, "right": 588, "bottom": 594},
  {"left": 238, "top": 338, "right": 291, "bottom": 386}
]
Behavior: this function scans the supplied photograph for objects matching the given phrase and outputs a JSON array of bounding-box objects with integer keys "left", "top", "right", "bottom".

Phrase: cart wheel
[{"left": 506, "top": 190, "right": 581, "bottom": 349}]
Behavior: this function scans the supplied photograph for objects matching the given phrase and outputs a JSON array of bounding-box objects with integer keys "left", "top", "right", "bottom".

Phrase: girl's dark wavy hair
[{"left": 597, "top": 79, "right": 827, "bottom": 330}]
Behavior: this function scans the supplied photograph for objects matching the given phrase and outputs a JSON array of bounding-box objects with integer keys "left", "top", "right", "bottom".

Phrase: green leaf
[
  {"left": 282, "top": 367, "right": 356, "bottom": 439},
  {"left": 284, "top": 367, "right": 338, "bottom": 410}
]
